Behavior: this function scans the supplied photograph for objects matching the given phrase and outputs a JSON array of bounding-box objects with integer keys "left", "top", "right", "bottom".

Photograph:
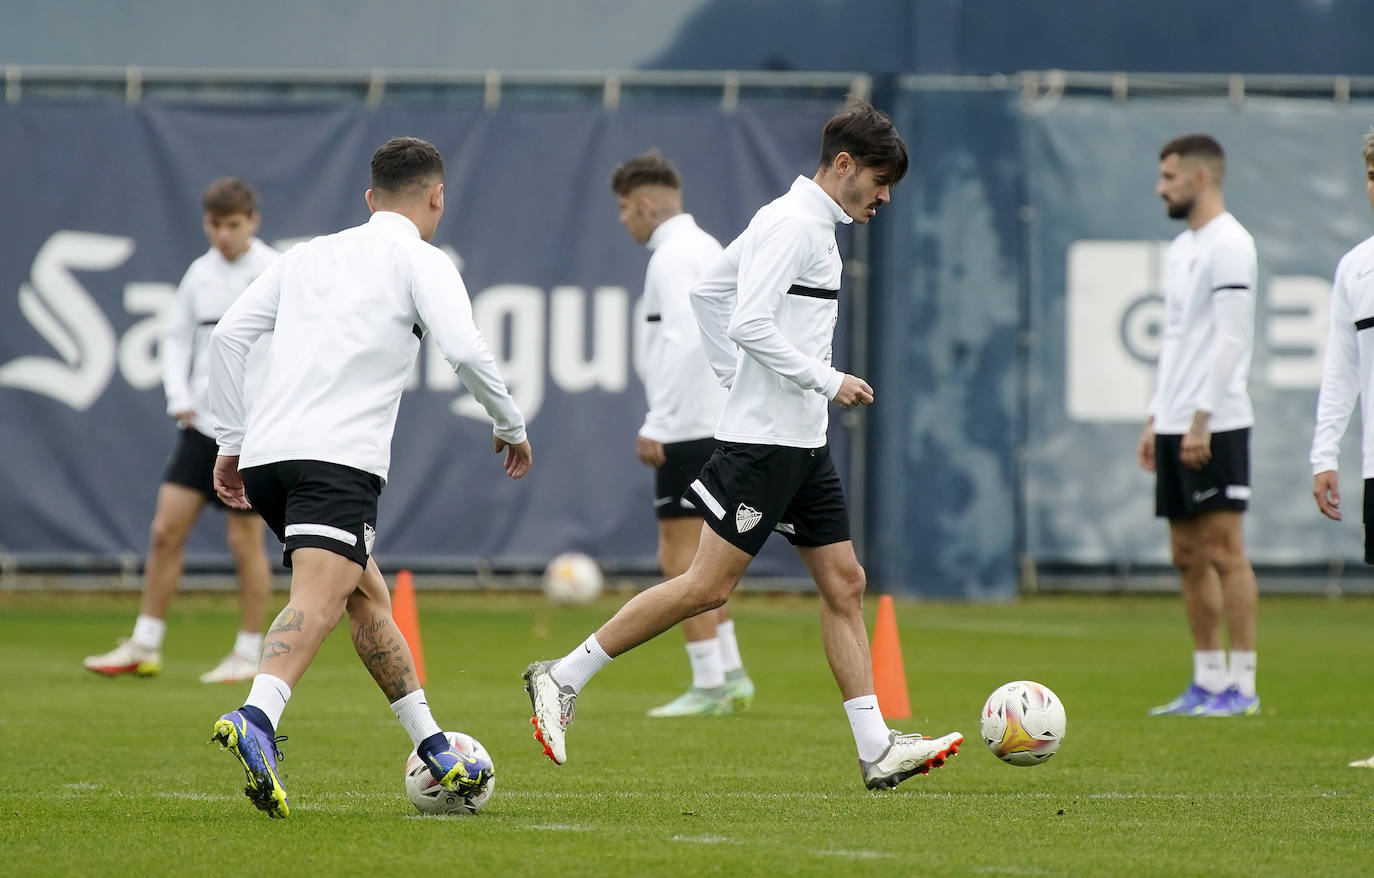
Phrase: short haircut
[
  {"left": 1160, "top": 133, "right": 1226, "bottom": 182},
  {"left": 610, "top": 149, "right": 681, "bottom": 196},
  {"left": 201, "top": 177, "right": 257, "bottom": 217},
  {"left": 1363, "top": 127, "right": 1374, "bottom": 167},
  {"left": 818, "top": 100, "right": 908, "bottom": 185},
  {"left": 370, "top": 136, "right": 445, "bottom": 195}
]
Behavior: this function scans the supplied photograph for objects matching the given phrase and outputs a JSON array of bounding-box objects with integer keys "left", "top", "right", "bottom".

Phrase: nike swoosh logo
[
  {"left": 856, "top": 705, "right": 875, "bottom": 710},
  {"left": 583, "top": 645, "right": 591, "bottom": 654},
  {"left": 1192, "top": 488, "right": 1219, "bottom": 502},
  {"left": 1358, "top": 267, "right": 1374, "bottom": 279}
]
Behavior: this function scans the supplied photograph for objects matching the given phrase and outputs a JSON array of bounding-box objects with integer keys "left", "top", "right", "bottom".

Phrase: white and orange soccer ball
[
  {"left": 542, "top": 552, "right": 604, "bottom": 605},
  {"left": 979, "top": 680, "right": 1067, "bottom": 766}
]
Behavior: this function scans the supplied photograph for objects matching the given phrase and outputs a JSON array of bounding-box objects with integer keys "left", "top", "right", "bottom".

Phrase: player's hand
[
  {"left": 635, "top": 435, "right": 665, "bottom": 468},
  {"left": 172, "top": 409, "right": 195, "bottom": 427},
  {"left": 1136, "top": 421, "right": 1156, "bottom": 472},
  {"left": 1314, "top": 470, "right": 1342, "bottom": 520},
  {"left": 494, "top": 435, "right": 533, "bottom": 479},
  {"left": 213, "top": 455, "right": 251, "bottom": 510},
  {"left": 1179, "top": 428, "right": 1211, "bottom": 471},
  {"left": 833, "top": 373, "right": 874, "bottom": 407}
]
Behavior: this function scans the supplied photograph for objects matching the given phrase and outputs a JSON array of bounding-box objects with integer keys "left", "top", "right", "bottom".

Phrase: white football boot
[
  {"left": 199, "top": 652, "right": 259, "bottom": 684},
  {"left": 83, "top": 639, "right": 162, "bottom": 677},
  {"left": 522, "top": 660, "right": 576, "bottom": 764},
  {"left": 859, "top": 730, "right": 963, "bottom": 790}
]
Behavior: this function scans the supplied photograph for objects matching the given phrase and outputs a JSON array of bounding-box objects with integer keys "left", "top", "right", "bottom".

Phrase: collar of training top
[
  {"left": 367, "top": 210, "right": 422, "bottom": 238},
  {"left": 646, "top": 212, "right": 697, "bottom": 251},
  {"left": 790, "top": 175, "right": 853, "bottom": 226}
]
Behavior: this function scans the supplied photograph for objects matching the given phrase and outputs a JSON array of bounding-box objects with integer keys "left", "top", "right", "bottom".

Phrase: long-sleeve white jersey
[
  {"left": 638, "top": 213, "right": 728, "bottom": 443},
  {"left": 1311, "top": 234, "right": 1374, "bottom": 478},
  {"left": 162, "top": 238, "right": 278, "bottom": 438},
  {"left": 209, "top": 211, "right": 525, "bottom": 484},
  {"left": 690, "top": 175, "right": 849, "bottom": 448},
  {"left": 1149, "top": 211, "right": 1257, "bottom": 434}
]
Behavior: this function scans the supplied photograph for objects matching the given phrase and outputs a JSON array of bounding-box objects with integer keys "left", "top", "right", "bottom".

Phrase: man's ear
[
  {"left": 364, "top": 188, "right": 377, "bottom": 213},
  {"left": 431, "top": 182, "right": 445, "bottom": 210}
]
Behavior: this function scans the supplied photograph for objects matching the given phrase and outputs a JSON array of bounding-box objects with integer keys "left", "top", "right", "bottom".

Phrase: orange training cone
[
  {"left": 392, "top": 569, "right": 426, "bottom": 685},
  {"left": 871, "top": 594, "right": 911, "bottom": 720}
]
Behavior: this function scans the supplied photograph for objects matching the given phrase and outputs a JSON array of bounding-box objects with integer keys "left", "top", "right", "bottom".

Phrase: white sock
[
  {"left": 245, "top": 673, "right": 292, "bottom": 731},
  {"left": 233, "top": 631, "right": 263, "bottom": 661},
  {"left": 390, "top": 689, "right": 443, "bottom": 748},
  {"left": 716, "top": 619, "right": 743, "bottom": 673},
  {"left": 686, "top": 638, "right": 725, "bottom": 689},
  {"left": 1229, "top": 650, "right": 1258, "bottom": 697},
  {"left": 845, "top": 695, "right": 891, "bottom": 762},
  {"left": 551, "top": 634, "right": 613, "bottom": 693},
  {"left": 131, "top": 615, "right": 166, "bottom": 651},
  {"left": 1193, "top": 650, "right": 1227, "bottom": 693}
]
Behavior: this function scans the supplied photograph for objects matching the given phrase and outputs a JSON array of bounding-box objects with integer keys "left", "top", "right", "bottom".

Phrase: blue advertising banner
[
  {"left": 1022, "top": 96, "right": 1374, "bottom": 565},
  {"left": 0, "top": 101, "right": 846, "bottom": 573}
]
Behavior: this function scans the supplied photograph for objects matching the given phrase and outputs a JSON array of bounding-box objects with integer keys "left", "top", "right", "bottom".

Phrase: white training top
[
  {"left": 162, "top": 238, "right": 278, "bottom": 438},
  {"left": 691, "top": 175, "right": 850, "bottom": 449},
  {"left": 209, "top": 211, "right": 526, "bottom": 484},
  {"left": 638, "top": 213, "right": 728, "bottom": 444},
  {"left": 1311, "top": 233, "right": 1374, "bottom": 478},
  {"left": 1149, "top": 211, "right": 1257, "bottom": 434}
]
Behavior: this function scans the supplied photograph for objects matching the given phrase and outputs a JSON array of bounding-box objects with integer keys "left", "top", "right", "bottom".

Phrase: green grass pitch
[{"left": 1, "top": 590, "right": 1371, "bottom": 877}]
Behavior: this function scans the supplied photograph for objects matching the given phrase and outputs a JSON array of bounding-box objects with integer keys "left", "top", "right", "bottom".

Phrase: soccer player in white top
[
  {"left": 84, "top": 178, "right": 276, "bottom": 685},
  {"left": 610, "top": 150, "right": 755, "bottom": 718},
  {"left": 205, "top": 137, "right": 532, "bottom": 818},
  {"left": 1137, "top": 134, "right": 1261, "bottom": 718},
  {"left": 1310, "top": 129, "right": 1374, "bottom": 767},
  {"left": 525, "top": 103, "right": 963, "bottom": 790}
]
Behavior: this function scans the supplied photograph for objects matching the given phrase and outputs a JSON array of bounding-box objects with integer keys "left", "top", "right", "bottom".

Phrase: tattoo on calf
[
  {"left": 352, "top": 615, "right": 413, "bottom": 702},
  {"left": 269, "top": 607, "right": 305, "bottom": 633},
  {"left": 263, "top": 640, "right": 292, "bottom": 660}
]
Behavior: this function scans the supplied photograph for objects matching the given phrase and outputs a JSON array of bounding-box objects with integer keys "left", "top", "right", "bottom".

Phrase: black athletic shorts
[
  {"left": 686, "top": 441, "right": 850, "bottom": 556},
  {"left": 239, "top": 460, "right": 382, "bottom": 568},
  {"left": 1362, "top": 479, "right": 1374, "bottom": 565},
  {"left": 163, "top": 426, "right": 247, "bottom": 512},
  {"left": 654, "top": 437, "right": 716, "bottom": 520},
  {"left": 1155, "top": 428, "right": 1251, "bottom": 519}
]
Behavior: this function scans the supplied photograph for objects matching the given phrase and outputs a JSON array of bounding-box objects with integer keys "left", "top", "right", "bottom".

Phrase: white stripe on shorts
[
  {"left": 690, "top": 479, "right": 726, "bottom": 520},
  {"left": 284, "top": 523, "right": 358, "bottom": 547}
]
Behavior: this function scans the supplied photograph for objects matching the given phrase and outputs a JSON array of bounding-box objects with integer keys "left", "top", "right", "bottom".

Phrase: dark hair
[
  {"left": 610, "top": 149, "right": 681, "bottom": 196},
  {"left": 201, "top": 177, "right": 257, "bottom": 217},
  {"left": 370, "top": 136, "right": 445, "bottom": 195},
  {"left": 818, "top": 100, "right": 908, "bottom": 185},
  {"left": 1159, "top": 133, "right": 1225, "bottom": 165}
]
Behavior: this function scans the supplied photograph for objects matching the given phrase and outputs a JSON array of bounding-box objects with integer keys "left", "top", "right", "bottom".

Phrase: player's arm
[
  {"left": 689, "top": 243, "right": 742, "bottom": 389},
  {"left": 411, "top": 251, "right": 530, "bottom": 478},
  {"left": 640, "top": 253, "right": 700, "bottom": 448},
  {"left": 728, "top": 220, "right": 851, "bottom": 402},
  {"left": 1183, "top": 240, "right": 1256, "bottom": 469},
  {"left": 1312, "top": 255, "right": 1360, "bottom": 520},
  {"left": 162, "top": 266, "right": 198, "bottom": 423}
]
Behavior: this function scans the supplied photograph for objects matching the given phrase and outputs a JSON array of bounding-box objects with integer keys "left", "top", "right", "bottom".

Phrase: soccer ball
[
  {"left": 543, "top": 551, "right": 603, "bottom": 605},
  {"left": 404, "top": 732, "right": 495, "bottom": 815},
  {"left": 979, "top": 680, "right": 1067, "bottom": 766}
]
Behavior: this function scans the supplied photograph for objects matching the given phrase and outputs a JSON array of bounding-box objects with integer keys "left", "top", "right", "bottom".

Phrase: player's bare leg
[
  {"left": 200, "top": 511, "right": 272, "bottom": 683},
  {"left": 1194, "top": 510, "right": 1260, "bottom": 715}
]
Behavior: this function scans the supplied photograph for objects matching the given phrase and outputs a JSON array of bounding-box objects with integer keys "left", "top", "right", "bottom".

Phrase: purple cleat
[
  {"left": 211, "top": 709, "right": 290, "bottom": 818},
  {"left": 1148, "top": 683, "right": 1215, "bottom": 716},
  {"left": 1195, "top": 686, "right": 1261, "bottom": 717}
]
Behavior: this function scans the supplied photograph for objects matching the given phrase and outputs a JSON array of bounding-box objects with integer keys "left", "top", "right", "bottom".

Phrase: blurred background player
[
  {"left": 207, "top": 137, "right": 531, "bottom": 818},
  {"left": 525, "top": 102, "right": 963, "bottom": 790},
  {"left": 1310, "top": 128, "right": 1374, "bottom": 766},
  {"left": 1137, "top": 134, "right": 1261, "bottom": 717},
  {"left": 611, "top": 149, "right": 755, "bottom": 717},
  {"left": 83, "top": 177, "right": 276, "bottom": 684}
]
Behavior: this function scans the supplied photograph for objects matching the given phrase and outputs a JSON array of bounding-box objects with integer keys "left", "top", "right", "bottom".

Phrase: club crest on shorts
[
  {"left": 735, "top": 503, "right": 762, "bottom": 534},
  {"left": 363, "top": 523, "right": 376, "bottom": 555}
]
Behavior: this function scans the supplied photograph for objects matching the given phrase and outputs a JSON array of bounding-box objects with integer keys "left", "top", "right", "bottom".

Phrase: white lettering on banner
[
  {"left": 1065, "top": 240, "right": 1332, "bottom": 423},
  {"left": 118, "top": 283, "right": 177, "bottom": 390},
  {"left": 548, "top": 285, "right": 628, "bottom": 394},
  {"left": 451, "top": 284, "right": 546, "bottom": 422}
]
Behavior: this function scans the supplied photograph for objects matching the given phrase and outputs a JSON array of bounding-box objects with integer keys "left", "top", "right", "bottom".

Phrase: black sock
[
  {"left": 240, "top": 705, "right": 275, "bottom": 737},
  {"left": 416, "top": 731, "right": 449, "bottom": 759}
]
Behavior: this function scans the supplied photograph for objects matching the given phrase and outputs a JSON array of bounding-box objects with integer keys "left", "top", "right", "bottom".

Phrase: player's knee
[
  {"left": 1169, "top": 536, "right": 1204, "bottom": 572},
  {"left": 821, "top": 562, "right": 866, "bottom": 607},
  {"left": 148, "top": 515, "right": 189, "bottom": 553},
  {"left": 224, "top": 521, "right": 261, "bottom": 558}
]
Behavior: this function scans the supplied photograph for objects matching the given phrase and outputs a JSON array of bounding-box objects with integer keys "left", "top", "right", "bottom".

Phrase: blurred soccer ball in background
[
  {"left": 404, "top": 731, "right": 495, "bottom": 815},
  {"left": 542, "top": 552, "right": 604, "bottom": 605},
  {"left": 980, "top": 680, "right": 1067, "bottom": 766}
]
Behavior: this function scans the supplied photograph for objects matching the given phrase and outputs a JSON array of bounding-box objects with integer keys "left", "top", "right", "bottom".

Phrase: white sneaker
[
  {"left": 199, "top": 652, "right": 259, "bottom": 684},
  {"left": 83, "top": 639, "right": 162, "bottom": 677},
  {"left": 1348, "top": 754, "right": 1374, "bottom": 768},
  {"left": 859, "top": 730, "right": 963, "bottom": 790},
  {"left": 522, "top": 660, "right": 576, "bottom": 765},
  {"left": 646, "top": 686, "right": 732, "bottom": 718}
]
